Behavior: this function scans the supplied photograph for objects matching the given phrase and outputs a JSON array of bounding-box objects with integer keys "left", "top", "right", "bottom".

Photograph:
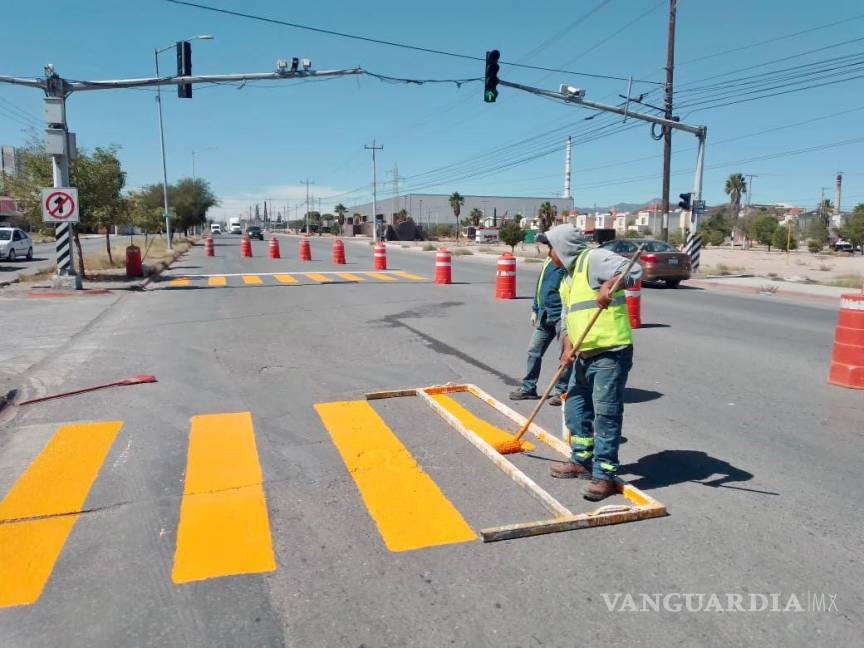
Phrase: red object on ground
[
  {"left": 240, "top": 235, "right": 253, "bottom": 257},
  {"left": 435, "top": 248, "right": 452, "bottom": 284},
  {"left": 828, "top": 293, "right": 864, "bottom": 389},
  {"left": 125, "top": 245, "right": 143, "bottom": 278},
  {"left": 625, "top": 279, "right": 642, "bottom": 329},
  {"left": 268, "top": 237, "right": 281, "bottom": 259},
  {"left": 332, "top": 239, "right": 346, "bottom": 264},
  {"left": 18, "top": 375, "right": 158, "bottom": 406},
  {"left": 204, "top": 236, "right": 214, "bottom": 257},
  {"left": 495, "top": 253, "right": 516, "bottom": 299},
  {"left": 299, "top": 238, "right": 312, "bottom": 261},
  {"left": 373, "top": 241, "right": 387, "bottom": 270}
]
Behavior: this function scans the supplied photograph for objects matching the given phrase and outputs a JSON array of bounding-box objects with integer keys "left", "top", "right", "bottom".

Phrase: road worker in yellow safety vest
[{"left": 543, "top": 224, "right": 643, "bottom": 502}]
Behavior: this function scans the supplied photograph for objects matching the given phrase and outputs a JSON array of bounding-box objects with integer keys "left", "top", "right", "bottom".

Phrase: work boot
[
  {"left": 509, "top": 389, "right": 539, "bottom": 401},
  {"left": 550, "top": 461, "right": 591, "bottom": 479},
  {"left": 547, "top": 394, "right": 562, "bottom": 407},
  {"left": 582, "top": 478, "right": 617, "bottom": 501}
]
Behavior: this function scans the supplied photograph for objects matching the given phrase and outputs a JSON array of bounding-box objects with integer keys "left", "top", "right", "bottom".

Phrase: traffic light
[
  {"left": 678, "top": 192, "right": 692, "bottom": 211},
  {"left": 177, "top": 40, "right": 192, "bottom": 99},
  {"left": 484, "top": 49, "right": 500, "bottom": 103}
]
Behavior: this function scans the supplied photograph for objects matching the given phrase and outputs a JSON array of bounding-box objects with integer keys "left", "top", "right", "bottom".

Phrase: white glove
[{"left": 530, "top": 312, "right": 537, "bottom": 327}]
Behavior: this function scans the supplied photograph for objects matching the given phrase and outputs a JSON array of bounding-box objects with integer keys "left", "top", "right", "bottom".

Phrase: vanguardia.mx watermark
[{"left": 601, "top": 592, "right": 839, "bottom": 613}]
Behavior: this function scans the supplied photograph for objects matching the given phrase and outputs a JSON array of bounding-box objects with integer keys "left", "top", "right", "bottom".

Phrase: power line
[
  {"left": 516, "top": 0, "right": 614, "bottom": 63},
  {"left": 163, "top": 0, "right": 662, "bottom": 84}
]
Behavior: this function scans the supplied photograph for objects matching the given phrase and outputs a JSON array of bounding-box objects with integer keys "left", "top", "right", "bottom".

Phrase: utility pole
[
  {"left": 563, "top": 135, "right": 572, "bottom": 199},
  {"left": 660, "top": 0, "right": 677, "bottom": 242},
  {"left": 745, "top": 174, "right": 758, "bottom": 210},
  {"left": 300, "top": 178, "right": 314, "bottom": 234},
  {"left": 365, "top": 140, "right": 383, "bottom": 242}
]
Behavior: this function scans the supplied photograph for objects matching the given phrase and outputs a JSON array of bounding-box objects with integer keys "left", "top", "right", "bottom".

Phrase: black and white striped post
[
  {"left": 684, "top": 230, "right": 702, "bottom": 272},
  {"left": 686, "top": 131, "right": 707, "bottom": 274},
  {"left": 43, "top": 71, "right": 81, "bottom": 289}
]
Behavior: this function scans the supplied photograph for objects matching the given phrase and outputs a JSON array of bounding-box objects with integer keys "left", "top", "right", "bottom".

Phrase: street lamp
[
  {"left": 154, "top": 34, "right": 214, "bottom": 249},
  {"left": 192, "top": 145, "right": 217, "bottom": 181}
]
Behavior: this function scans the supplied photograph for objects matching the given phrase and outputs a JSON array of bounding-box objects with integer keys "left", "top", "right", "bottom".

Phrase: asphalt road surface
[{"left": 0, "top": 235, "right": 860, "bottom": 647}]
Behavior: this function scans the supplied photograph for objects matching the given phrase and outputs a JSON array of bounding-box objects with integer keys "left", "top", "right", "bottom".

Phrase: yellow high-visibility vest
[{"left": 559, "top": 249, "right": 633, "bottom": 351}]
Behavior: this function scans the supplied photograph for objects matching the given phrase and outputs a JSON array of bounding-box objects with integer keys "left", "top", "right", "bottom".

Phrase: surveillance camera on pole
[{"left": 559, "top": 85, "right": 585, "bottom": 99}]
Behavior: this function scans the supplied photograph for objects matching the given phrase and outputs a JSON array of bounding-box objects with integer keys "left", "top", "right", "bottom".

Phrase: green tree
[
  {"left": 698, "top": 207, "right": 732, "bottom": 246},
  {"left": 839, "top": 204, "right": 864, "bottom": 254},
  {"left": 468, "top": 207, "right": 483, "bottom": 226},
  {"left": 334, "top": 203, "right": 347, "bottom": 223},
  {"left": 537, "top": 202, "right": 556, "bottom": 232},
  {"left": 128, "top": 184, "right": 168, "bottom": 234},
  {"left": 772, "top": 223, "right": 798, "bottom": 252},
  {"left": 805, "top": 217, "right": 829, "bottom": 253},
  {"left": 448, "top": 192, "right": 464, "bottom": 239},
  {"left": 171, "top": 178, "right": 219, "bottom": 236},
  {"left": 747, "top": 214, "right": 778, "bottom": 250},
  {"left": 499, "top": 219, "right": 524, "bottom": 252},
  {"left": 71, "top": 146, "right": 126, "bottom": 269},
  {"left": 725, "top": 173, "right": 747, "bottom": 220}
]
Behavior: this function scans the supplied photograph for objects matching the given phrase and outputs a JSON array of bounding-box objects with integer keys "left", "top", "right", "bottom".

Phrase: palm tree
[
  {"left": 449, "top": 192, "right": 464, "bottom": 239},
  {"left": 334, "top": 203, "right": 347, "bottom": 221},
  {"left": 537, "top": 201, "right": 556, "bottom": 231},
  {"left": 468, "top": 207, "right": 483, "bottom": 226},
  {"left": 725, "top": 173, "right": 747, "bottom": 219}
]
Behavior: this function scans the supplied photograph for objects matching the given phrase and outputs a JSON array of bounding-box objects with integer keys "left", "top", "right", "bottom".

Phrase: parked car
[
  {"left": 601, "top": 238, "right": 691, "bottom": 287},
  {"left": 246, "top": 225, "right": 264, "bottom": 240},
  {"left": 833, "top": 239, "right": 853, "bottom": 253},
  {"left": 0, "top": 227, "right": 33, "bottom": 262}
]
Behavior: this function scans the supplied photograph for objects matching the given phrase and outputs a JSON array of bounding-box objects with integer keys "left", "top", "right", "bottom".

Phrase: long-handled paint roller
[{"left": 493, "top": 246, "right": 645, "bottom": 455}]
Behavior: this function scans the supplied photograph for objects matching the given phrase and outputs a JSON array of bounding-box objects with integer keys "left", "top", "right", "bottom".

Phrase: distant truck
[
  {"left": 228, "top": 217, "right": 242, "bottom": 234},
  {"left": 210, "top": 223, "right": 222, "bottom": 234}
]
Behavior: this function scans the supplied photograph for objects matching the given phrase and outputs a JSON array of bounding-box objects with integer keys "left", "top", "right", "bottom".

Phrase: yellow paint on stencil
[
  {"left": 364, "top": 272, "right": 396, "bottom": 282},
  {"left": 169, "top": 277, "right": 190, "bottom": 287},
  {"left": 393, "top": 271, "right": 426, "bottom": 281},
  {"left": 274, "top": 274, "right": 298, "bottom": 284},
  {"left": 242, "top": 275, "right": 263, "bottom": 285},
  {"left": 428, "top": 394, "right": 535, "bottom": 451},
  {"left": 336, "top": 273, "right": 364, "bottom": 282},
  {"left": 208, "top": 276, "right": 227, "bottom": 287},
  {"left": 0, "top": 421, "right": 122, "bottom": 608},
  {"left": 172, "top": 412, "right": 275, "bottom": 584},
  {"left": 305, "top": 273, "right": 331, "bottom": 283},
  {"left": 315, "top": 401, "right": 476, "bottom": 552}
]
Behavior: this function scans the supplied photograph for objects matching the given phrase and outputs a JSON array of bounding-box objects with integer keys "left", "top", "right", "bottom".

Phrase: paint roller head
[{"left": 493, "top": 439, "right": 529, "bottom": 455}]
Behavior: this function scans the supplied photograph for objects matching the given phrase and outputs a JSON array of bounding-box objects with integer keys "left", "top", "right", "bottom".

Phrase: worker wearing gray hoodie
[{"left": 543, "top": 224, "right": 642, "bottom": 501}]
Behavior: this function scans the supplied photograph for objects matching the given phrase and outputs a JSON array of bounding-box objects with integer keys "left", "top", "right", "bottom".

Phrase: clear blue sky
[{"left": 2, "top": 0, "right": 863, "bottom": 221}]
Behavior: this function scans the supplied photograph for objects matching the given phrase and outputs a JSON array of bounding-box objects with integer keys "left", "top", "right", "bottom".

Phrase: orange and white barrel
[
  {"left": 495, "top": 253, "right": 516, "bottom": 299},
  {"left": 299, "top": 238, "right": 312, "bottom": 261},
  {"left": 374, "top": 241, "right": 387, "bottom": 270},
  {"left": 435, "top": 248, "right": 452, "bottom": 284},
  {"left": 332, "top": 239, "right": 346, "bottom": 264},
  {"left": 828, "top": 292, "right": 864, "bottom": 389},
  {"left": 625, "top": 279, "right": 642, "bottom": 329}
]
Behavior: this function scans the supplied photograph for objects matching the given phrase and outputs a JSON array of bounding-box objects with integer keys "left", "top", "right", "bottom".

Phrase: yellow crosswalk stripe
[
  {"left": 428, "top": 394, "right": 535, "bottom": 451},
  {"left": 0, "top": 421, "right": 123, "bottom": 608},
  {"left": 364, "top": 272, "right": 396, "bottom": 282},
  {"left": 241, "top": 275, "right": 263, "bottom": 285},
  {"left": 169, "top": 277, "right": 190, "bottom": 287},
  {"left": 274, "top": 274, "right": 298, "bottom": 284},
  {"left": 208, "top": 276, "right": 227, "bottom": 287},
  {"left": 393, "top": 271, "right": 426, "bottom": 281},
  {"left": 172, "top": 412, "right": 275, "bottom": 584},
  {"left": 305, "top": 273, "right": 331, "bottom": 283},
  {"left": 336, "top": 273, "right": 364, "bottom": 282},
  {"left": 315, "top": 401, "right": 476, "bottom": 552}
]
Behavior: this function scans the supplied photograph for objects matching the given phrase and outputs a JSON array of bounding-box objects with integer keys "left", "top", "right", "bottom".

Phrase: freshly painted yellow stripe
[
  {"left": 364, "top": 272, "right": 396, "bottom": 282},
  {"left": 0, "top": 421, "right": 122, "bottom": 608},
  {"left": 336, "top": 273, "right": 364, "bottom": 282},
  {"left": 274, "top": 274, "right": 298, "bottom": 284},
  {"left": 172, "top": 412, "right": 275, "bottom": 584},
  {"left": 208, "top": 276, "right": 227, "bottom": 287},
  {"left": 393, "top": 271, "right": 426, "bottom": 281},
  {"left": 242, "top": 275, "right": 263, "bottom": 285},
  {"left": 315, "top": 401, "right": 476, "bottom": 552},
  {"left": 305, "top": 273, "right": 331, "bottom": 283},
  {"left": 169, "top": 277, "right": 190, "bottom": 287},
  {"left": 428, "top": 394, "right": 535, "bottom": 451}
]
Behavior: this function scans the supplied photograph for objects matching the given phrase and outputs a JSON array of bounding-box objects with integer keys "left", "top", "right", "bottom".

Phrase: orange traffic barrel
[
  {"left": 204, "top": 236, "right": 214, "bottom": 257},
  {"left": 125, "top": 245, "right": 143, "bottom": 278},
  {"left": 495, "top": 252, "right": 516, "bottom": 299},
  {"left": 240, "top": 235, "right": 252, "bottom": 257},
  {"left": 268, "top": 237, "right": 281, "bottom": 259},
  {"left": 332, "top": 239, "right": 346, "bottom": 265},
  {"left": 435, "top": 248, "right": 452, "bottom": 284},
  {"left": 828, "top": 292, "right": 864, "bottom": 389},
  {"left": 625, "top": 279, "right": 642, "bottom": 329},
  {"left": 374, "top": 241, "right": 387, "bottom": 270},
  {"left": 299, "top": 238, "right": 312, "bottom": 261}
]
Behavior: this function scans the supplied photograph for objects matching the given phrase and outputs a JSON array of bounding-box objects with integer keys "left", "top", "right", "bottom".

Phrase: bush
[
  {"left": 808, "top": 240, "right": 823, "bottom": 254},
  {"left": 772, "top": 226, "right": 798, "bottom": 252},
  {"left": 421, "top": 243, "right": 436, "bottom": 251},
  {"left": 451, "top": 248, "right": 473, "bottom": 256},
  {"left": 624, "top": 230, "right": 641, "bottom": 239},
  {"left": 499, "top": 220, "right": 525, "bottom": 252},
  {"left": 668, "top": 232, "right": 684, "bottom": 247}
]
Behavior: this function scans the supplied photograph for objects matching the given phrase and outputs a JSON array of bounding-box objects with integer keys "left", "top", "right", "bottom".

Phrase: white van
[{"left": 210, "top": 223, "right": 222, "bottom": 234}]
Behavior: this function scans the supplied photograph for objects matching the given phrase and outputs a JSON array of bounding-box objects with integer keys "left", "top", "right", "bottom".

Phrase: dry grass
[
  {"left": 451, "top": 249, "right": 474, "bottom": 256},
  {"left": 703, "top": 263, "right": 746, "bottom": 276},
  {"left": 421, "top": 243, "right": 436, "bottom": 251},
  {"left": 523, "top": 257, "right": 543, "bottom": 263},
  {"left": 826, "top": 274, "right": 864, "bottom": 289}
]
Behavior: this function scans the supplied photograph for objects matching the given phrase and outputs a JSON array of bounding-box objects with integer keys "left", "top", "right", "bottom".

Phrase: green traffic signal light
[{"left": 484, "top": 49, "right": 500, "bottom": 103}]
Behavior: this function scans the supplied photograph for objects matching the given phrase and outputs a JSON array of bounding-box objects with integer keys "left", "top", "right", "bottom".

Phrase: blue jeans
[
  {"left": 564, "top": 347, "right": 633, "bottom": 480},
  {"left": 521, "top": 320, "right": 571, "bottom": 396}
]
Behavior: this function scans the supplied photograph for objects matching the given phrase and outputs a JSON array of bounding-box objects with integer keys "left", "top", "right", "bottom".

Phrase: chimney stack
[{"left": 834, "top": 173, "right": 842, "bottom": 215}]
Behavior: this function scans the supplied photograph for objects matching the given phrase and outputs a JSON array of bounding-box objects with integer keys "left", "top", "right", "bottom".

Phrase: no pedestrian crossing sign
[{"left": 41, "top": 187, "right": 79, "bottom": 223}]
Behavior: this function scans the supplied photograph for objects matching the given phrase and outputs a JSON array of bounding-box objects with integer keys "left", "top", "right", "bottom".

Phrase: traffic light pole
[{"left": 154, "top": 50, "right": 173, "bottom": 250}]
